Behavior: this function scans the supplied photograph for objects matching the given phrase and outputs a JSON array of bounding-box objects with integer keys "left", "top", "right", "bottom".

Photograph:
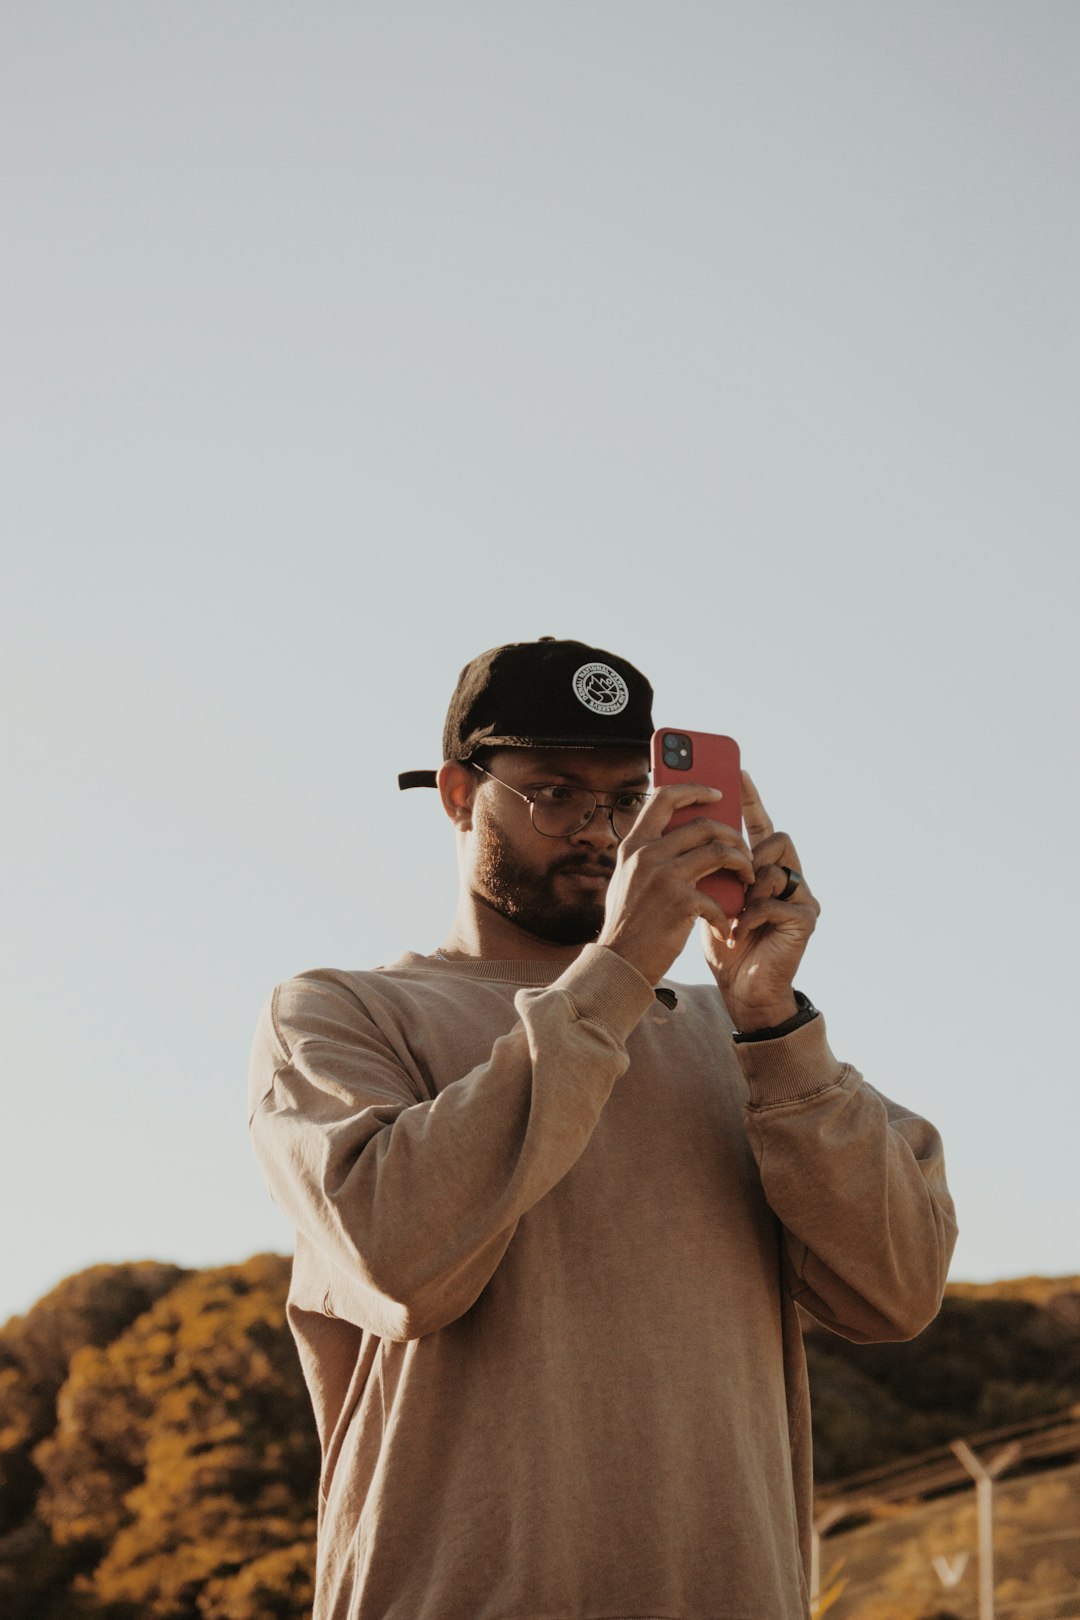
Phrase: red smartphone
[{"left": 650, "top": 729, "right": 745, "bottom": 917}]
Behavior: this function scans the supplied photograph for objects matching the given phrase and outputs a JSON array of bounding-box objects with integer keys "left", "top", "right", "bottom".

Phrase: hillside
[
  {"left": 1, "top": 1260, "right": 1077, "bottom": 1619},
  {"left": 805, "top": 1275, "right": 1080, "bottom": 1481}
]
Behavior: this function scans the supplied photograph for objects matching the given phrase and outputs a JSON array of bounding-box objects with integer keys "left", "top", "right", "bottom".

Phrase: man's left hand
[{"left": 702, "top": 772, "right": 820, "bottom": 1033}]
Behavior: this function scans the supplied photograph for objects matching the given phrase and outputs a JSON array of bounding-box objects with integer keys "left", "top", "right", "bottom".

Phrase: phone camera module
[{"left": 662, "top": 733, "right": 692, "bottom": 771}]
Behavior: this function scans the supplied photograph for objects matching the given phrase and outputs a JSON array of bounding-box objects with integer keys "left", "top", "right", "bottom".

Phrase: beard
[{"left": 472, "top": 816, "right": 614, "bottom": 946}]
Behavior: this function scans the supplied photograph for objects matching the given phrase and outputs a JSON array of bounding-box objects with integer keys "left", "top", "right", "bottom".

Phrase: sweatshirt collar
[{"left": 391, "top": 950, "right": 577, "bottom": 986}]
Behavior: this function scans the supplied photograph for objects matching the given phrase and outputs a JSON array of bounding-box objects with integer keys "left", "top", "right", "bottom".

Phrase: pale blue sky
[{"left": 3, "top": 3, "right": 1077, "bottom": 1324}]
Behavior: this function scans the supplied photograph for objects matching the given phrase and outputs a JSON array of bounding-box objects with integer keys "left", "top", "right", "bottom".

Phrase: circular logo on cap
[{"left": 572, "top": 662, "right": 629, "bottom": 716}]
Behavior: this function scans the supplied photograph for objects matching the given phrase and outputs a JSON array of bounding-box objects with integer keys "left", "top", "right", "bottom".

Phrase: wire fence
[{"left": 813, "top": 1412, "right": 1080, "bottom": 1619}]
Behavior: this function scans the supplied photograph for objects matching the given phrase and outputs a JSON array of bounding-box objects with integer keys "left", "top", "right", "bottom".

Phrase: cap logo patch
[{"left": 572, "top": 662, "right": 629, "bottom": 716}]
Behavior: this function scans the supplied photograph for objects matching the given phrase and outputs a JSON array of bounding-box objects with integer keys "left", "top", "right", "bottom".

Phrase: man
[{"left": 248, "top": 636, "right": 957, "bottom": 1620}]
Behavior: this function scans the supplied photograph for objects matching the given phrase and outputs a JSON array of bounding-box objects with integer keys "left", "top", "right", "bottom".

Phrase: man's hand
[
  {"left": 702, "top": 772, "right": 820, "bottom": 1032},
  {"left": 596, "top": 784, "right": 756, "bottom": 986}
]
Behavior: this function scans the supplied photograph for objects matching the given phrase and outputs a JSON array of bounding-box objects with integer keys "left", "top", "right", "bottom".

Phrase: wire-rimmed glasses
[{"left": 472, "top": 765, "right": 649, "bottom": 841}]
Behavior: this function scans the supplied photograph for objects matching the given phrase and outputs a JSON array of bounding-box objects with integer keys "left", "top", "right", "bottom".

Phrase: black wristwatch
[{"left": 732, "top": 990, "right": 819, "bottom": 1044}]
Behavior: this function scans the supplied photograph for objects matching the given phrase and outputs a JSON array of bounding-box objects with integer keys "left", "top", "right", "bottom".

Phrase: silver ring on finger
[{"left": 777, "top": 866, "right": 802, "bottom": 901}]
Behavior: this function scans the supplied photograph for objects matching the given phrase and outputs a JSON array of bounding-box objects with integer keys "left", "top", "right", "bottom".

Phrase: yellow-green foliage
[
  {"left": 0, "top": 1262, "right": 186, "bottom": 1536},
  {"left": 1, "top": 1255, "right": 316, "bottom": 1620},
  {"left": 0, "top": 1260, "right": 189, "bottom": 1620}
]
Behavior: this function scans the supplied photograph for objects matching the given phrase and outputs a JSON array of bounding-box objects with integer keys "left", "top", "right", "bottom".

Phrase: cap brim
[
  {"left": 399, "top": 734, "right": 652, "bottom": 790},
  {"left": 463, "top": 734, "right": 652, "bottom": 752}
]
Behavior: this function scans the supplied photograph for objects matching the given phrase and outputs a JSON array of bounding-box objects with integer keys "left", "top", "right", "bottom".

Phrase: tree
[
  {"left": 0, "top": 1262, "right": 189, "bottom": 1620},
  {"left": 34, "top": 1254, "right": 318, "bottom": 1620}
]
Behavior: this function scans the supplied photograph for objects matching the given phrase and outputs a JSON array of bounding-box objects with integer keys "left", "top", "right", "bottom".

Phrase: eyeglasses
[{"left": 472, "top": 765, "right": 649, "bottom": 841}]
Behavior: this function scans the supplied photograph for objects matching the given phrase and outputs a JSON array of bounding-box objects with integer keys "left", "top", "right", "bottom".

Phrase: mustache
[{"left": 549, "top": 854, "right": 617, "bottom": 876}]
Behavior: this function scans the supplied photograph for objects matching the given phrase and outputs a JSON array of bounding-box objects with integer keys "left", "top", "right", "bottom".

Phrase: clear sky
[{"left": 3, "top": 3, "right": 1077, "bottom": 1325}]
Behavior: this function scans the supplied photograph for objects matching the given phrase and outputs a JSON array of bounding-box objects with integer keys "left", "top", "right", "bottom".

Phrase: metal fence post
[{"left": 950, "top": 1438, "right": 1021, "bottom": 1620}]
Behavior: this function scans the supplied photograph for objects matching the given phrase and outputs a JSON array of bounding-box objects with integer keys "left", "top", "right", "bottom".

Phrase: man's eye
[
  {"left": 614, "top": 793, "right": 647, "bottom": 812},
  {"left": 542, "top": 785, "right": 578, "bottom": 804}
]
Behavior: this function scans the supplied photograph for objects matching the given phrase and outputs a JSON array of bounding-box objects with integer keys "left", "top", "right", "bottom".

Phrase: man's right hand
[{"left": 596, "top": 785, "right": 756, "bottom": 985}]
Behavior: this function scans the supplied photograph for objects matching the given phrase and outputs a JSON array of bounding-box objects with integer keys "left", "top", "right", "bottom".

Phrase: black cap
[{"left": 399, "top": 637, "right": 654, "bottom": 789}]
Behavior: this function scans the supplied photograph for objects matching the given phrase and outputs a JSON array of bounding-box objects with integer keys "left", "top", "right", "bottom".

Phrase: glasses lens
[
  {"left": 611, "top": 795, "right": 647, "bottom": 836},
  {"left": 531, "top": 786, "right": 593, "bottom": 836},
  {"left": 530, "top": 787, "right": 648, "bottom": 838}
]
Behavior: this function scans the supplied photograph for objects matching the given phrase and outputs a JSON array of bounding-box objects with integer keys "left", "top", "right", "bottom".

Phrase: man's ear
[{"left": 438, "top": 761, "right": 476, "bottom": 830}]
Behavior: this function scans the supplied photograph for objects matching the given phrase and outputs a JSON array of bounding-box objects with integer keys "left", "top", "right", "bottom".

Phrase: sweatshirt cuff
[
  {"left": 548, "top": 943, "right": 659, "bottom": 1046},
  {"left": 734, "top": 1007, "right": 848, "bottom": 1108}
]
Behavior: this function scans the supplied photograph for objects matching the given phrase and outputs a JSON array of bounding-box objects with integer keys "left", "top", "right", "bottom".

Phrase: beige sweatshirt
[{"left": 247, "top": 943, "right": 957, "bottom": 1620}]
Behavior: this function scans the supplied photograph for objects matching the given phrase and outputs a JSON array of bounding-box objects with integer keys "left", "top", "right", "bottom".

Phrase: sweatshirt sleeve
[
  {"left": 247, "top": 946, "right": 657, "bottom": 1342},
  {"left": 736, "top": 1011, "right": 958, "bottom": 1343}
]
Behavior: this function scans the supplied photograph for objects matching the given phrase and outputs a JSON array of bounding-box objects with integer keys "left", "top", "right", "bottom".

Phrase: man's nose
[{"left": 569, "top": 804, "right": 621, "bottom": 850}]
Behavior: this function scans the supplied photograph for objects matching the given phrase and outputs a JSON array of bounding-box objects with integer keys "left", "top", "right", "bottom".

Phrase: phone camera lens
[{"left": 663, "top": 733, "right": 681, "bottom": 749}]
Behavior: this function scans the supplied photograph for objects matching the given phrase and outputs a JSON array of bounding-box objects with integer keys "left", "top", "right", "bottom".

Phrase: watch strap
[{"left": 732, "top": 990, "right": 819, "bottom": 1044}]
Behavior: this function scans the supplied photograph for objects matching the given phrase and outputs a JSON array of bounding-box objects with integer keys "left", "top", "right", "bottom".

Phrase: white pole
[{"left": 950, "top": 1439, "right": 1021, "bottom": 1620}]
